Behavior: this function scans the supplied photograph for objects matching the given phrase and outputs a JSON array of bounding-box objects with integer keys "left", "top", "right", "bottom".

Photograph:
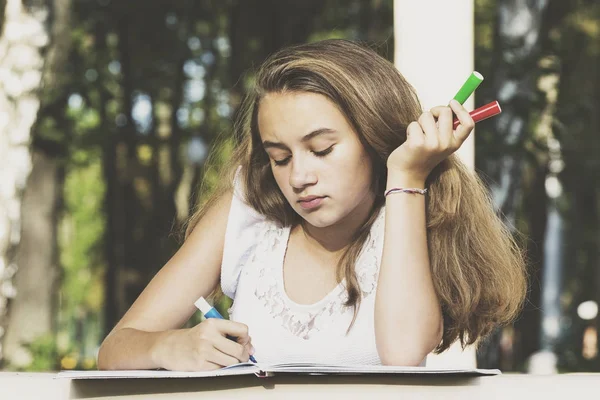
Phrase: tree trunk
[
  {"left": 2, "top": 150, "right": 63, "bottom": 367},
  {"left": 100, "top": 20, "right": 126, "bottom": 334},
  {"left": 227, "top": 0, "right": 324, "bottom": 115},
  {"left": 0, "top": 0, "right": 50, "bottom": 363},
  {"left": 476, "top": 0, "right": 550, "bottom": 369},
  {"left": 513, "top": 161, "right": 548, "bottom": 369},
  {"left": 480, "top": 0, "right": 549, "bottom": 223},
  {"left": 1, "top": 0, "right": 71, "bottom": 369},
  {"left": 548, "top": 1, "right": 600, "bottom": 370}
]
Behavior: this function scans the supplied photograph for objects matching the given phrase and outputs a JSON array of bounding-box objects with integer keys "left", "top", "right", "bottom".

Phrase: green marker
[{"left": 453, "top": 71, "right": 484, "bottom": 105}]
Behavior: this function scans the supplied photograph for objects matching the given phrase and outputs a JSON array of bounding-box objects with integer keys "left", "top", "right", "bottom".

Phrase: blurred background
[{"left": 0, "top": 0, "right": 598, "bottom": 373}]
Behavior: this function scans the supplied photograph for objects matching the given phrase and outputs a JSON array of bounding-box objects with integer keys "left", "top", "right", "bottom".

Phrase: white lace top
[{"left": 221, "top": 168, "right": 386, "bottom": 365}]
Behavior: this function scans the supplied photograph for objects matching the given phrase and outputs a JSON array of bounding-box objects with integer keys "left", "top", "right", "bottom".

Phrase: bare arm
[
  {"left": 375, "top": 172, "right": 442, "bottom": 366},
  {"left": 97, "top": 190, "right": 251, "bottom": 370},
  {"left": 375, "top": 101, "right": 474, "bottom": 365}
]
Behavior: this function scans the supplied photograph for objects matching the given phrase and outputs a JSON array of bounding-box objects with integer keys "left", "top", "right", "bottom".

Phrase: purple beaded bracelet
[{"left": 384, "top": 187, "right": 428, "bottom": 196}]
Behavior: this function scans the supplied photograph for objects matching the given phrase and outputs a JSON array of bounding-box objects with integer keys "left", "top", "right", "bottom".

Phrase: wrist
[
  {"left": 386, "top": 169, "right": 426, "bottom": 191},
  {"left": 150, "top": 329, "right": 178, "bottom": 369}
]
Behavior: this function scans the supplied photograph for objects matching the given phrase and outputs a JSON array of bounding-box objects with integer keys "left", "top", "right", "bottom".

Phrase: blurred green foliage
[{"left": 3, "top": 0, "right": 599, "bottom": 373}]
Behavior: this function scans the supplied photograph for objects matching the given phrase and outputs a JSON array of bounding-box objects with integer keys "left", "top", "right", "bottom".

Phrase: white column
[
  {"left": 394, "top": 0, "right": 477, "bottom": 368},
  {"left": 394, "top": 0, "right": 475, "bottom": 170}
]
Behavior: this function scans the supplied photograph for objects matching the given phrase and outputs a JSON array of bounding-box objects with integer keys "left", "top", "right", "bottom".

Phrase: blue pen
[{"left": 194, "top": 296, "right": 257, "bottom": 363}]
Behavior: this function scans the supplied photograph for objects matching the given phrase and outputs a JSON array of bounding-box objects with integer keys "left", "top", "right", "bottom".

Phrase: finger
[
  {"left": 406, "top": 121, "right": 425, "bottom": 148},
  {"left": 236, "top": 336, "right": 252, "bottom": 347},
  {"left": 213, "top": 334, "right": 251, "bottom": 363},
  {"left": 429, "top": 106, "right": 445, "bottom": 118},
  {"left": 203, "top": 319, "right": 254, "bottom": 358},
  {"left": 197, "top": 360, "right": 222, "bottom": 371},
  {"left": 430, "top": 105, "right": 453, "bottom": 149},
  {"left": 235, "top": 334, "right": 255, "bottom": 355},
  {"left": 417, "top": 111, "right": 439, "bottom": 141},
  {"left": 190, "top": 340, "right": 224, "bottom": 371},
  {"left": 449, "top": 99, "right": 475, "bottom": 144},
  {"left": 206, "top": 345, "right": 244, "bottom": 367},
  {"left": 205, "top": 319, "right": 250, "bottom": 341}
]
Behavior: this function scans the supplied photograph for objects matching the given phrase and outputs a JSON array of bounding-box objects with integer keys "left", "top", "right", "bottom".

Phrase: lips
[
  {"left": 298, "top": 195, "right": 323, "bottom": 203},
  {"left": 297, "top": 195, "right": 325, "bottom": 210}
]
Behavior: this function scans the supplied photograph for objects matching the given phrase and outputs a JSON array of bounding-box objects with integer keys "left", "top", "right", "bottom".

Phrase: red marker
[{"left": 453, "top": 100, "right": 501, "bottom": 129}]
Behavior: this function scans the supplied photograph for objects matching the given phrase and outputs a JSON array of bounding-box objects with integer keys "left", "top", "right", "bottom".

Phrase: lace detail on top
[{"left": 242, "top": 209, "right": 385, "bottom": 340}]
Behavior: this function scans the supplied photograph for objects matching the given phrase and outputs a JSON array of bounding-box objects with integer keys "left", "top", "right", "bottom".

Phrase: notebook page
[
  {"left": 261, "top": 363, "right": 501, "bottom": 376},
  {"left": 57, "top": 365, "right": 260, "bottom": 379}
]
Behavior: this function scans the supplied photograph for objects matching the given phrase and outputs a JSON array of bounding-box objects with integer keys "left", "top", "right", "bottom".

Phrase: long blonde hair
[{"left": 186, "top": 39, "right": 527, "bottom": 353}]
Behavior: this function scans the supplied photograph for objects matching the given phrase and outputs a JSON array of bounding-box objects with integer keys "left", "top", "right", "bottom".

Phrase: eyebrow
[{"left": 262, "top": 128, "right": 337, "bottom": 150}]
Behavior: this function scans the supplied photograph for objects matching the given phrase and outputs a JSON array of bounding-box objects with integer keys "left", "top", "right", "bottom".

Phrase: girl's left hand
[{"left": 387, "top": 99, "right": 474, "bottom": 182}]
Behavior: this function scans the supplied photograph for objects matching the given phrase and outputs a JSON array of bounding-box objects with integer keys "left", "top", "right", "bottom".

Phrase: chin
[{"left": 298, "top": 212, "right": 339, "bottom": 229}]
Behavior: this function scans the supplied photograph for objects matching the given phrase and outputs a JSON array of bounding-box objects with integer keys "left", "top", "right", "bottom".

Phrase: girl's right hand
[{"left": 152, "top": 319, "right": 255, "bottom": 371}]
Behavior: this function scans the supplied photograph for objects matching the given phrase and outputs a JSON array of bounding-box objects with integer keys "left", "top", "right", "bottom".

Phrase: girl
[{"left": 97, "top": 39, "right": 527, "bottom": 371}]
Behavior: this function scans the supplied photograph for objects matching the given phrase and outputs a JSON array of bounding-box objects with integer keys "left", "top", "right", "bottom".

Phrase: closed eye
[
  {"left": 272, "top": 145, "right": 334, "bottom": 166},
  {"left": 314, "top": 145, "right": 334, "bottom": 157},
  {"left": 273, "top": 157, "right": 291, "bottom": 166}
]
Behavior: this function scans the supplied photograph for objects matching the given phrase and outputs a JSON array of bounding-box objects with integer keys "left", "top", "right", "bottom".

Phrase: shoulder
[
  {"left": 221, "top": 166, "right": 279, "bottom": 298},
  {"left": 185, "top": 188, "right": 233, "bottom": 245}
]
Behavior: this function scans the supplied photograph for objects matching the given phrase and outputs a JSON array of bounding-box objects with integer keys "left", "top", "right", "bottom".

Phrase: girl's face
[{"left": 257, "top": 91, "right": 375, "bottom": 229}]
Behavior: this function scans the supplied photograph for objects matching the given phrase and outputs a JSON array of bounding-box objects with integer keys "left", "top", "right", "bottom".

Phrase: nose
[{"left": 289, "top": 157, "right": 317, "bottom": 190}]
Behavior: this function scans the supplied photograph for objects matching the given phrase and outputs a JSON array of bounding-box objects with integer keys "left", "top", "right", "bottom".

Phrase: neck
[{"left": 299, "top": 192, "right": 376, "bottom": 254}]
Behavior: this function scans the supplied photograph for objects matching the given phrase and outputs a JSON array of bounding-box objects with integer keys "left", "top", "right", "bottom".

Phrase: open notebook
[{"left": 58, "top": 362, "right": 500, "bottom": 379}]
